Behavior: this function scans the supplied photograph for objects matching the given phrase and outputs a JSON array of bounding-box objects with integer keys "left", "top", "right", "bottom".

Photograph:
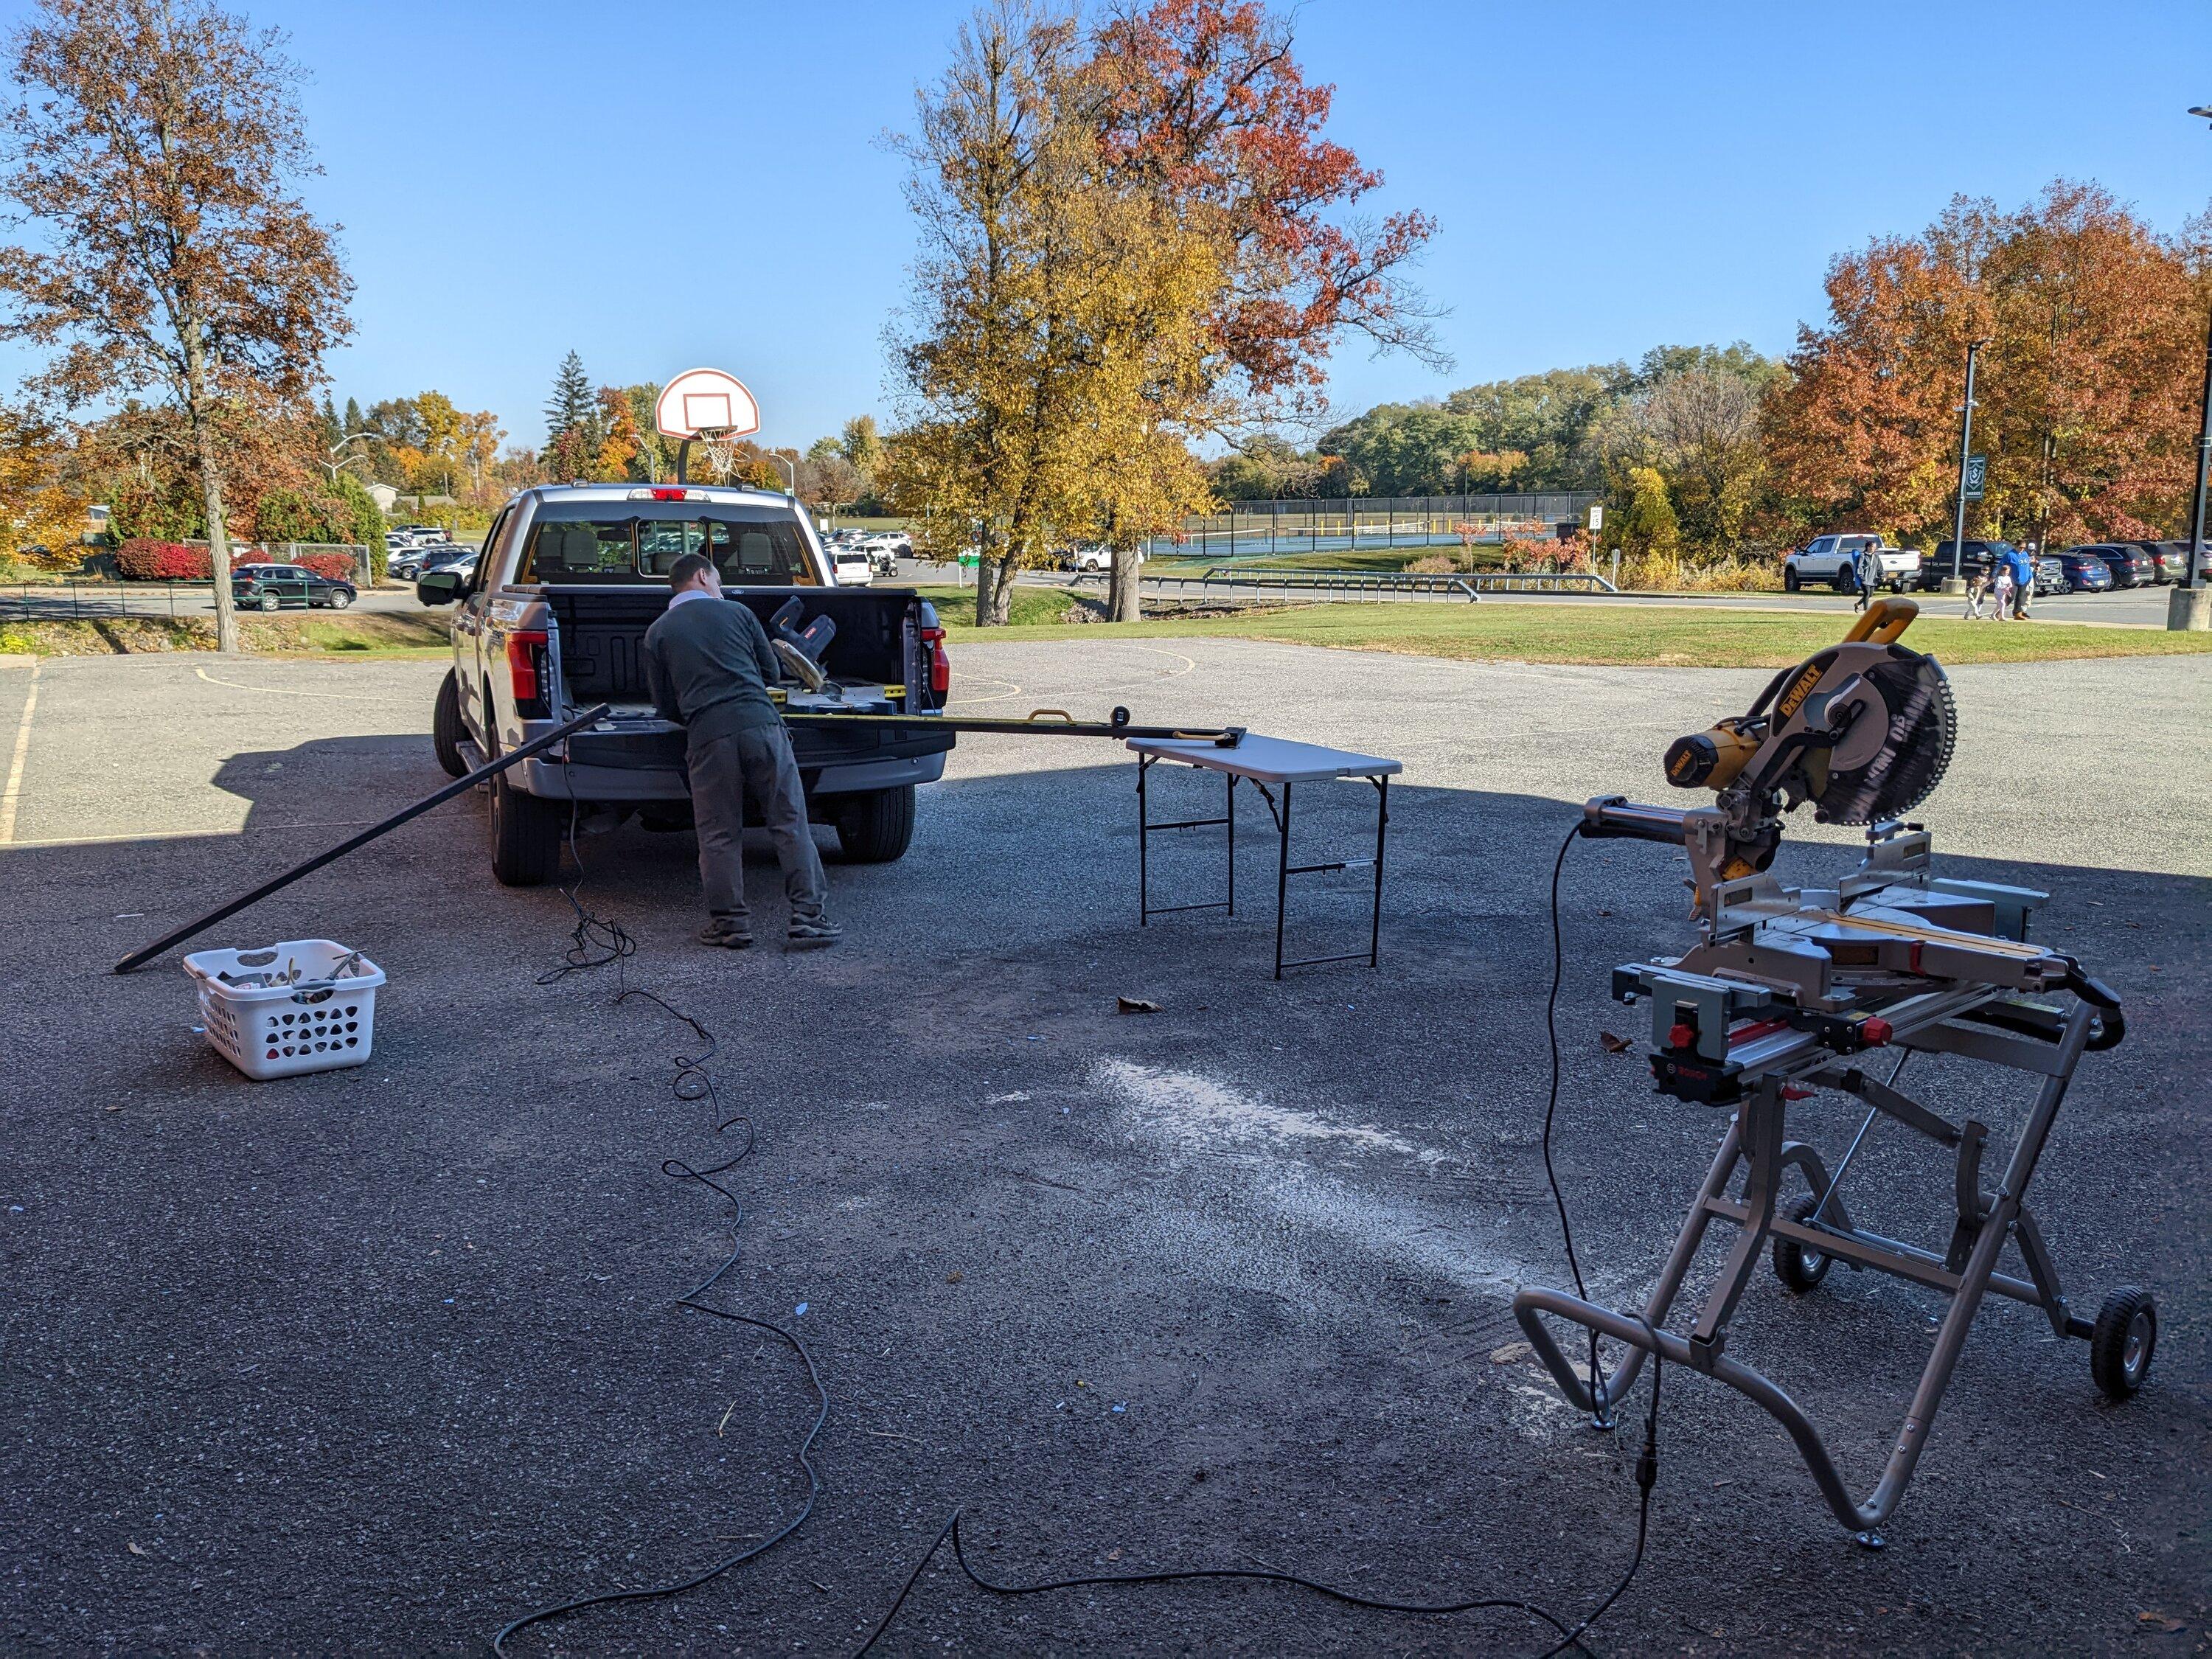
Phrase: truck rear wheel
[
  {"left": 432, "top": 669, "right": 468, "bottom": 779},
  {"left": 488, "top": 741, "right": 566, "bottom": 886},
  {"left": 834, "top": 785, "right": 916, "bottom": 863}
]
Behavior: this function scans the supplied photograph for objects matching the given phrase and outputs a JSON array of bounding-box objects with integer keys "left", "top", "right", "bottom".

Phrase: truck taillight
[
  {"left": 920, "top": 625, "right": 950, "bottom": 698},
  {"left": 507, "top": 628, "right": 549, "bottom": 714}
]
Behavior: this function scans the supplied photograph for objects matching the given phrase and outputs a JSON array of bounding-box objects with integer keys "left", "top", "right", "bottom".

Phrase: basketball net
[{"left": 693, "top": 425, "right": 740, "bottom": 484}]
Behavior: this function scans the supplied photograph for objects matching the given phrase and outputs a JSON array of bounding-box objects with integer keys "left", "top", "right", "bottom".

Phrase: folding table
[{"left": 1125, "top": 734, "right": 1402, "bottom": 978}]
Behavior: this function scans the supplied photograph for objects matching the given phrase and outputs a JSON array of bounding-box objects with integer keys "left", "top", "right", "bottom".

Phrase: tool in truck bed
[{"left": 1512, "top": 597, "right": 2151, "bottom": 1543}]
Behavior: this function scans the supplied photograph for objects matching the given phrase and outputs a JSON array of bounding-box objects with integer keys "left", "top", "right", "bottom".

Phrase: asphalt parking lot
[{"left": 2, "top": 641, "right": 2206, "bottom": 1656}]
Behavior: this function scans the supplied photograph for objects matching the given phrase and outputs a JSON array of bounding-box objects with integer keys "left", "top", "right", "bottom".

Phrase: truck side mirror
[{"left": 417, "top": 570, "right": 463, "bottom": 606}]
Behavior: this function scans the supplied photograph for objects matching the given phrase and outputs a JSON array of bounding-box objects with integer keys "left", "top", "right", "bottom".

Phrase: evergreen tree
[
  {"left": 343, "top": 395, "right": 363, "bottom": 435},
  {"left": 544, "top": 349, "right": 594, "bottom": 445},
  {"left": 316, "top": 392, "right": 341, "bottom": 449}
]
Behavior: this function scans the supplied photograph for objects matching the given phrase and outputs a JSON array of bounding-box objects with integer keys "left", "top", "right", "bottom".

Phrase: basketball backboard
[{"left": 654, "top": 368, "right": 761, "bottom": 441}]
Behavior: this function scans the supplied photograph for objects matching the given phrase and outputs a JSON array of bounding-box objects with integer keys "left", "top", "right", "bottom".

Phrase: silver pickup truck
[{"left": 417, "top": 483, "right": 953, "bottom": 886}]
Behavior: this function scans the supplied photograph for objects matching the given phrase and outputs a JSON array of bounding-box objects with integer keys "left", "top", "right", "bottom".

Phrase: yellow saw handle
[{"left": 1843, "top": 596, "right": 1919, "bottom": 645}]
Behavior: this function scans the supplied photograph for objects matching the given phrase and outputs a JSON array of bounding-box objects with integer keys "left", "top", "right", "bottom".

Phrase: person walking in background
[
  {"left": 1964, "top": 565, "right": 1992, "bottom": 619},
  {"left": 1989, "top": 555, "right": 2016, "bottom": 621},
  {"left": 2007, "top": 544, "right": 2037, "bottom": 620},
  {"left": 1851, "top": 540, "right": 1881, "bottom": 612}
]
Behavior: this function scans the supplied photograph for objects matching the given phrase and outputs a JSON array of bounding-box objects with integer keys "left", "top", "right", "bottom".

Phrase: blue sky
[{"left": 4, "top": 0, "right": 2210, "bottom": 454}]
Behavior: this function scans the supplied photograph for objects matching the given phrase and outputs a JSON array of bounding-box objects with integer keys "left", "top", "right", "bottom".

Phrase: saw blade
[{"left": 1813, "top": 652, "right": 1955, "bottom": 825}]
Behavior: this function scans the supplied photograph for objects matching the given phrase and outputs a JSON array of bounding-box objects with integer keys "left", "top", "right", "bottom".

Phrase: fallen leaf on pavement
[
  {"left": 1599, "top": 1032, "right": 1633, "bottom": 1054},
  {"left": 1489, "top": 1342, "right": 1532, "bottom": 1364}
]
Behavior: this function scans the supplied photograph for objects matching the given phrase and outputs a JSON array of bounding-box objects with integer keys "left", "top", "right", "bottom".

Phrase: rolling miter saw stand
[{"left": 1512, "top": 597, "right": 2153, "bottom": 1545}]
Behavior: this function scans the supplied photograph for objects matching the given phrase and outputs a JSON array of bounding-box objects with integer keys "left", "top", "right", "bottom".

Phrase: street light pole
[
  {"left": 2173, "top": 106, "right": 2212, "bottom": 629},
  {"left": 1948, "top": 338, "right": 1986, "bottom": 589}
]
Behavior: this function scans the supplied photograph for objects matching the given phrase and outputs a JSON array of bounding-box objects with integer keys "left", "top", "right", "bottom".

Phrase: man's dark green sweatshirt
[{"left": 641, "top": 593, "right": 785, "bottom": 747}]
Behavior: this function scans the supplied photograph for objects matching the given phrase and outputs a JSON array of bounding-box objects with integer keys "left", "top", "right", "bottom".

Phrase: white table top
[{"left": 1125, "top": 734, "right": 1402, "bottom": 785}]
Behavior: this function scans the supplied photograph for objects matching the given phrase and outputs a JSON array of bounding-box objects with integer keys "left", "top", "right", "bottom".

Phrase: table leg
[
  {"left": 1226, "top": 772, "right": 1236, "bottom": 917},
  {"left": 1137, "top": 756, "right": 1150, "bottom": 925},
  {"left": 1369, "top": 774, "right": 1388, "bottom": 967},
  {"left": 1274, "top": 779, "right": 1293, "bottom": 980}
]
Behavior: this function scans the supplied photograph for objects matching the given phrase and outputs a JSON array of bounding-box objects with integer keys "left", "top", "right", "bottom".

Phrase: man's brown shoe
[{"left": 698, "top": 918, "right": 754, "bottom": 949}]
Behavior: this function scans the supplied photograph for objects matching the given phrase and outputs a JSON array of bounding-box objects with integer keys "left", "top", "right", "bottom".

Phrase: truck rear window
[{"left": 520, "top": 510, "right": 817, "bottom": 585}]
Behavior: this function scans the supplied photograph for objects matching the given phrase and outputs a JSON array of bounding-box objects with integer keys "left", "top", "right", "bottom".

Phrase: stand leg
[
  {"left": 1274, "top": 779, "right": 1293, "bottom": 980},
  {"left": 1226, "top": 772, "right": 1236, "bottom": 917}
]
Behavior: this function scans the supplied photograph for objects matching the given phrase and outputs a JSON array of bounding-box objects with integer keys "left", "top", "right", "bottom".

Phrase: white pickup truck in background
[{"left": 1783, "top": 535, "right": 1921, "bottom": 593}]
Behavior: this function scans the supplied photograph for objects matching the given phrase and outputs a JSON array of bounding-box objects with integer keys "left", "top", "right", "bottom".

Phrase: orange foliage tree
[{"left": 1766, "top": 182, "right": 2210, "bottom": 548}]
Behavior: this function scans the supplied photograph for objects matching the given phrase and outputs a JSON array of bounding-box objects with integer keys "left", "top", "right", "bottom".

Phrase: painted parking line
[{"left": 0, "top": 660, "right": 39, "bottom": 845}]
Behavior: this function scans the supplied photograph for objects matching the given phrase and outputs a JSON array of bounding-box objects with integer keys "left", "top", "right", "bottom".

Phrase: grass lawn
[
  {"left": 924, "top": 599, "right": 2212, "bottom": 668},
  {"left": 0, "top": 611, "right": 452, "bottom": 657}
]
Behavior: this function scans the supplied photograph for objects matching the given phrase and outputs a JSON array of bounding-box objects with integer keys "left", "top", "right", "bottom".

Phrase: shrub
[
  {"left": 1406, "top": 553, "right": 1457, "bottom": 574},
  {"left": 294, "top": 552, "right": 358, "bottom": 582},
  {"left": 114, "top": 538, "right": 209, "bottom": 580}
]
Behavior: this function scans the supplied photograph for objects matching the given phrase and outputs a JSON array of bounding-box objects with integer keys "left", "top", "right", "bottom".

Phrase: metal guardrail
[{"left": 2, "top": 580, "right": 215, "bottom": 622}]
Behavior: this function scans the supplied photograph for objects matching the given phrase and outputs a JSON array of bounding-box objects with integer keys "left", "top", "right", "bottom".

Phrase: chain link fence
[{"left": 1155, "top": 493, "right": 1604, "bottom": 559}]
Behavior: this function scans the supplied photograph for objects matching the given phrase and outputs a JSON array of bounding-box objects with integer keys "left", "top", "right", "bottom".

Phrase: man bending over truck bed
[{"left": 643, "top": 552, "right": 841, "bottom": 950}]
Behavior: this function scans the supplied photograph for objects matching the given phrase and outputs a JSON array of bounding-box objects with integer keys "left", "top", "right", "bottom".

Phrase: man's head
[{"left": 668, "top": 551, "right": 723, "bottom": 597}]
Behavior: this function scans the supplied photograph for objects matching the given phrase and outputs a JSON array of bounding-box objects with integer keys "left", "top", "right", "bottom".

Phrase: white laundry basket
[{"left": 181, "top": 939, "right": 386, "bottom": 1080}]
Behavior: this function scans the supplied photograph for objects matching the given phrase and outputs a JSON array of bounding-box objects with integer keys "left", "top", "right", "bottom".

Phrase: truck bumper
[{"left": 518, "top": 747, "right": 946, "bottom": 802}]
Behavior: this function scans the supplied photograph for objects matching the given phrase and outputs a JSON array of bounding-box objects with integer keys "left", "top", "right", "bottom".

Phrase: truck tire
[
  {"left": 488, "top": 740, "right": 565, "bottom": 886},
  {"left": 834, "top": 785, "right": 916, "bottom": 863},
  {"left": 1783, "top": 566, "right": 1801, "bottom": 592},
  {"left": 432, "top": 669, "right": 469, "bottom": 778}
]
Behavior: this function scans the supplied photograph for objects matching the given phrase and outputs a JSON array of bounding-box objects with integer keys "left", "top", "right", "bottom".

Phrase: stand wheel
[
  {"left": 2089, "top": 1287, "right": 2155, "bottom": 1400},
  {"left": 1773, "top": 1194, "right": 1832, "bottom": 1293}
]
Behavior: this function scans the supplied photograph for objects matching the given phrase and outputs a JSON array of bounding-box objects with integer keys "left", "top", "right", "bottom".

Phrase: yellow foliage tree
[
  {"left": 887, "top": 1, "right": 1222, "bottom": 625},
  {"left": 0, "top": 403, "right": 89, "bottom": 568}
]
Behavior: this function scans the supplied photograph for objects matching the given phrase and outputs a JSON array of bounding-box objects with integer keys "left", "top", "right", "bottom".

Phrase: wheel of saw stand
[
  {"left": 1773, "top": 1194, "right": 1833, "bottom": 1293},
  {"left": 2089, "top": 1287, "right": 2156, "bottom": 1400},
  {"left": 432, "top": 669, "right": 468, "bottom": 779}
]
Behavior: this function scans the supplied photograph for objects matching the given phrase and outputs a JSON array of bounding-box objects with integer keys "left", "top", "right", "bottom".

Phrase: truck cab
[{"left": 420, "top": 484, "right": 953, "bottom": 886}]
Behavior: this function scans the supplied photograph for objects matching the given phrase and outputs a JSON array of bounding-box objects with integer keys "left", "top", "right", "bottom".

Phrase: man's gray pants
[{"left": 688, "top": 725, "right": 829, "bottom": 928}]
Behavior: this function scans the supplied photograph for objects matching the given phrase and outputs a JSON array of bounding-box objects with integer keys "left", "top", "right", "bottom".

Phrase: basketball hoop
[
  {"left": 692, "top": 425, "right": 741, "bottom": 484},
  {"left": 655, "top": 367, "right": 760, "bottom": 484}
]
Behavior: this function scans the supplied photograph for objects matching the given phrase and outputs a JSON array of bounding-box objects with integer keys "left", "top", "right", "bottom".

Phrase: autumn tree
[
  {"left": 1766, "top": 182, "right": 2208, "bottom": 548},
  {"left": 893, "top": 0, "right": 1416, "bottom": 624},
  {"left": 0, "top": 0, "right": 352, "bottom": 651},
  {"left": 0, "top": 403, "right": 88, "bottom": 568}
]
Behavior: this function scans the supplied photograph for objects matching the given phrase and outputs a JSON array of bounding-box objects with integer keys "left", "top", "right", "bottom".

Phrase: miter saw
[{"left": 1512, "top": 598, "right": 2153, "bottom": 1544}]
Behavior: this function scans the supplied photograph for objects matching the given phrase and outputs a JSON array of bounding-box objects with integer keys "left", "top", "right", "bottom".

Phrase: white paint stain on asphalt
[{"left": 1093, "top": 1056, "right": 1446, "bottom": 1164}]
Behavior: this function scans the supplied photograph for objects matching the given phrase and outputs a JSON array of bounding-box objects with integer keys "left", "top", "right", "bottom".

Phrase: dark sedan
[
  {"left": 231, "top": 562, "right": 358, "bottom": 611},
  {"left": 2072, "top": 543, "right": 2153, "bottom": 587},
  {"left": 2042, "top": 550, "right": 2115, "bottom": 595}
]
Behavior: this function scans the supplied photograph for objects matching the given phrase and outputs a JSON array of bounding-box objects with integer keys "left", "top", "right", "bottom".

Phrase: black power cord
[
  {"left": 851, "top": 817, "right": 1663, "bottom": 1658},
  {"left": 490, "top": 788, "right": 829, "bottom": 1656}
]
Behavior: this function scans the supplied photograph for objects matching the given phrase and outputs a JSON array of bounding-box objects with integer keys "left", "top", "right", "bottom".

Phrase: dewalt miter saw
[{"left": 1514, "top": 597, "right": 2152, "bottom": 1545}]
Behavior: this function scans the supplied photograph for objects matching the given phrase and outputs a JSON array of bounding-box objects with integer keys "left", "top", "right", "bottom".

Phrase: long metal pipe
[{"left": 114, "top": 703, "right": 614, "bottom": 974}]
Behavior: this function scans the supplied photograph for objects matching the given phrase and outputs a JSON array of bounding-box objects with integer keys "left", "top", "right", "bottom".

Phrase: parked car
[
  {"left": 2124, "top": 540, "right": 2194, "bottom": 584},
  {"left": 232, "top": 562, "right": 358, "bottom": 611},
  {"left": 2043, "top": 549, "right": 2115, "bottom": 594},
  {"left": 829, "top": 544, "right": 874, "bottom": 586},
  {"left": 1782, "top": 534, "right": 1919, "bottom": 592},
  {"left": 2031, "top": 555, "right": 2069, "bottom": 596},
  {"left": 2072, "top": 543, "right": 2153, "bottom": 588}
]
